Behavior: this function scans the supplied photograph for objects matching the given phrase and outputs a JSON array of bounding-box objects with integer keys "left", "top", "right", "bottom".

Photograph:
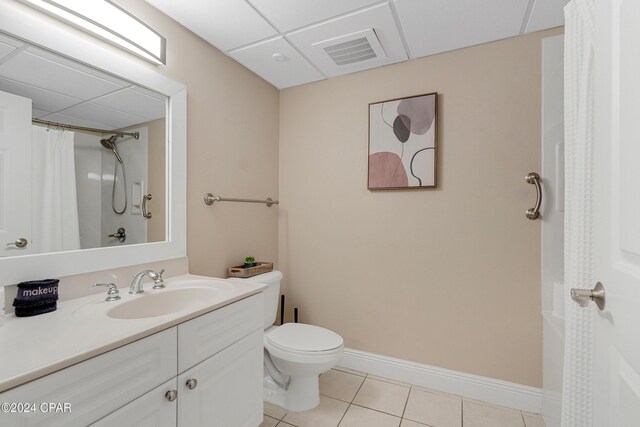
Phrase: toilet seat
[{"left": 265, "top": 323, "right": 343, "bottom": 356}]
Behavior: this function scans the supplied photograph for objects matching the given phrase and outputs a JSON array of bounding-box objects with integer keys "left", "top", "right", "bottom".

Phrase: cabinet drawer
[
  {"left": 0, "top": 328, "right": 177, "bottom": 427},
  {"left": 178, "top": 293, "right": 263, "bottom": 372},
  {"left": 90, "top": 378, "right": 177, "bottom": 427}
]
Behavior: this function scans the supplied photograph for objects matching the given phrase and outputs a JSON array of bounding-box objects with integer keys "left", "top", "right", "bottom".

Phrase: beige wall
[
  {"left": 279, "top": 29, "right": 561, "bottom": 388},
  {"left": 112, "top": 1, "right": 280, "bottom": 276}
]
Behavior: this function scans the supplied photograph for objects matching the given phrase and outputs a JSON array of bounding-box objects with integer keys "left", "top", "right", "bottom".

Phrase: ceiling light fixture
[{"left": 19, "top": 0, "right": 166, "bottom": 65}]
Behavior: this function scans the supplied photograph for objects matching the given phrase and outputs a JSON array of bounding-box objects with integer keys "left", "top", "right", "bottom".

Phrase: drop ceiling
[
  {"left": 0, "top": 33, "right": 166, "bottom": 130},
  {"left": 145, "top": 0, "right": 569, "bottom": 89}
]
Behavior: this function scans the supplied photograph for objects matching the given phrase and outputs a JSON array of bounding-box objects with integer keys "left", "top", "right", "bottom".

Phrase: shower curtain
[
  {"left": 31, "top": 127, "right": 81, "bottom": 253},
  {"left": 562, "top": 0, "right": 595, "bottom": 426}
]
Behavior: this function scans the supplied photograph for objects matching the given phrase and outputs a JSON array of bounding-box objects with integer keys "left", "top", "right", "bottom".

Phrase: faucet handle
[
  {"left": 152, "top": 269, "right": 166, "bottom": 290},
  {"left": 93, "top": 283, "right": 121, "bottom": 302}
]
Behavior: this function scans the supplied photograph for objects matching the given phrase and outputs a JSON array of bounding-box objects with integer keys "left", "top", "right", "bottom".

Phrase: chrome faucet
[{"left": 129, "top": 269, "right": 165, "bottom": 294}]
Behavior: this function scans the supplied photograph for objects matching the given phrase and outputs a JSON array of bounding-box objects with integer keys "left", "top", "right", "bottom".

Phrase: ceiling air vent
[{"left": 313, "top": 28, "right": 387, "bottom": 67}]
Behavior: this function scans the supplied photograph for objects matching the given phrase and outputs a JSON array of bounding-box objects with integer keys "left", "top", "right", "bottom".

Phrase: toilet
[{"left": 234, "top": 271, "right": 344, "bottom": 412}]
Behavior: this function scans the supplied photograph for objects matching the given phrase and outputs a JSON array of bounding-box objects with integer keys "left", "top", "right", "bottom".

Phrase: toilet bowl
[{"left": 232, "top": 271, "right": 344, "bottom": 411}]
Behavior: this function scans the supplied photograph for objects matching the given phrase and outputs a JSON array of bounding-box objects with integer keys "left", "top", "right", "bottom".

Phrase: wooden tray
[{"left": 227, "top": 262, "right": 273, "bottom": 278}]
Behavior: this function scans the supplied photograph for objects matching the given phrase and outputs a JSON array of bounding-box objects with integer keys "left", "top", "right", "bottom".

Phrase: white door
[
  {"left": 592, "top": 0, "right": 640, "bottom": 425},
  {"left": 0, "top": 90, "right": 31, "bottom": 257}
]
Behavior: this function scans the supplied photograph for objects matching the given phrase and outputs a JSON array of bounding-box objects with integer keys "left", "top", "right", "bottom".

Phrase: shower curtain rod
[{"left": 32, "top": 118, "right": 140, "bottom": 139}]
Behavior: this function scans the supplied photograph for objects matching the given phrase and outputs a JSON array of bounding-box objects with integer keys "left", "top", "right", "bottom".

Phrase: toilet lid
[{"left": 265, "top": 323, "right": 343, "bottom": 353}]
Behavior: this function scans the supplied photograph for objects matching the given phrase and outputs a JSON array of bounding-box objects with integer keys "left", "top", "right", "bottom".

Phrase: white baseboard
[{"left": 338, "top": 348, "right": 542, "bottom": 413}]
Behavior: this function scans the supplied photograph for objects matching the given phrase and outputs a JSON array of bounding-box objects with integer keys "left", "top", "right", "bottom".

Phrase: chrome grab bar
[
  {"left": 142, "top": 194, "right": 152, "bottom": 219},
  {"left": 204, "top": 193, "right": 279, "bottom": 208},
  {"left": 525, "top": 172, "right": 542, "bottom": 220}
]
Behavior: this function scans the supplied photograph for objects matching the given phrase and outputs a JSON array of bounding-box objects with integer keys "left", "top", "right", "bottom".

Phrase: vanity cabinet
[{"left": 0, "top": 293, "right": 264, "bottom": 427}]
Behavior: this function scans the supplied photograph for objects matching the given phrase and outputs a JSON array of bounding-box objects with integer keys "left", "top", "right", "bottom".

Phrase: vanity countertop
[{"left": 0, "top": 274, "right": 266, "bottom": 393}]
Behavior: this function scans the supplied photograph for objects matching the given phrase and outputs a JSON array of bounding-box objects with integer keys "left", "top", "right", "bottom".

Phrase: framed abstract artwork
[{"left": 368, "top": 92, "right": 438, "bottom": 190}]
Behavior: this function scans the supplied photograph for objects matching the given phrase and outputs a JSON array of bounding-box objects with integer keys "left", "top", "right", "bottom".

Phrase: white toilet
[{"left": 236, "top": 271, "right": 344, "bottom": 412}]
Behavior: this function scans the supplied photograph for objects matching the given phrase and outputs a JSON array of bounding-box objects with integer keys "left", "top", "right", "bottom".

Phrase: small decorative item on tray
[{"left": 228, "top": 258, "right": 273, "bottom": 278}]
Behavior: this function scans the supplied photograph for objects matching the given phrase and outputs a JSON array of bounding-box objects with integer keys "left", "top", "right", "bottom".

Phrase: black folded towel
[
  {"left": 12, "top": 279, "right": 59, "bottom": 317},
  {"left": 15, "top": 279, "right": 59, "bottom": 303},
  {"left": 14, "top": 302, "right": 57, "bottom": 317},
  {"left": 12, "top": 296, "right": 58, "bottom": 308}
]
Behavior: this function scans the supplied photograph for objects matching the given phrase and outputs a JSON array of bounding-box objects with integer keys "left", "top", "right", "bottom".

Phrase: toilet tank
[{"left": 232, "top": 270, "right": 283, "bottom": 329}]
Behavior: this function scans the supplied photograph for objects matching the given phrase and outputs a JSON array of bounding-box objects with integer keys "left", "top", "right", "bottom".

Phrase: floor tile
[
  {"left": 260, "top": 416, "right": 279, "bottom": 427},
  {"left": 338, "top": 405, "right": 401, "bottom": 427},
  {"left": 333, "top": 366, "right": 367, "bottom": 377},
  {"left": 463, "top": 400, "right": 525, "bottom": 427},
  {"left": 277, "top": 422, "right": 296, "bottom": 427},
  {"left": 403, "top": 388, "right": 461, "bottom": 427},
  {"left": 320, "top": 369, "right": 366, "bottom": 402},
  {"left": 367, "top": 374, "right": 412, "bottom": 387},
  {"left": 400, "top": 420, "right": 428, "bottom": 427},
  {"left": 523, "top": 413, "right": 546, "bottom": 427},
  {"left": 352, "top": 378, "right": 410, "bottom": 417},
  {"left": 282, "top": 396, "right": 349, "bottom": 427},
  {"left": 265, "top": 402, "right": 287, "bottom": 420}
]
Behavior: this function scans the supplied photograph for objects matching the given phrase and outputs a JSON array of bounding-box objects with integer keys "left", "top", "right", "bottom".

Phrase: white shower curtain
[
  {"left": 562, "top": 0, "right": 595, "bottom": 426},
  {"left": 31, "top": 127, "right": 81, "bottom": 253}
]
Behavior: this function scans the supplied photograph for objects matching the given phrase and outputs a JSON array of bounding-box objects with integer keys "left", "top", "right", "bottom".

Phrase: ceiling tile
[
  {"left": 248, "top": 0, "right": 379, "bottom": 32},
  {"left": 131, "top": 85, "right": 168, "bottom": 102},
  {"left": 0, "top": 41, "right": 16, "bottom": 63},
  {"left": 0, "top": 33, "right": 25, "bottom": 49},
  {"left": 394, "top": 0, "right": 529, "bottom": 58},
  {"left": 229, "top": 37, "right": 324, "bottom": 89},
  {"left": 526, "top": 0, "right": 569, "bottom": 33},
  {"left": 27, "top": 46, "right": 130, "bottom": 87},
  {"left": 287, "top": 3, "right": 408, "bottom": 78},
  {"left": 0, "top": 77, "right": 81, "bottom": 112},
  {"left": 58, "top": 102, "right": 148, "bottom": 129},
  {"left": 32, "top": 108, "right": 50, "bottom": 118},
  {"left": 0, "top": 51, "right": 123, "bottom": 100},
  {"left": 39, "top": 113, "right": 112, "bottom": 130},
  {"left": 92, "top": 88, "right": 166, "bottom": 121},
  {"left": 145, "top": 0, "right": 278, "bottom": 51}
]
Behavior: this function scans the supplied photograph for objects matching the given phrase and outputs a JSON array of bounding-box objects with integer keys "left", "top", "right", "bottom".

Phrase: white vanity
[{"left": 0, "top": 275, "right": 266, "bottom": 427}]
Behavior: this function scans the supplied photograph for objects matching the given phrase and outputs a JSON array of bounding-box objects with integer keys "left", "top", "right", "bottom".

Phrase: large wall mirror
[{"left": 0, "top": 1, "right": 186, "bottom": 286}]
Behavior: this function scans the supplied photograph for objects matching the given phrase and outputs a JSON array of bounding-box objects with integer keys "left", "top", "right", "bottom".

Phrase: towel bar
[{"left": 204, "top": 193, "right": 279, "bottom": 207}]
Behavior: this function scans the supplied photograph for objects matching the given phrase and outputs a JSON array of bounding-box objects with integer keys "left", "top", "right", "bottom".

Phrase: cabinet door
[
  {"left": 0, "top": 328, "right": 177, "bottom": 427},
  {"left": 90, "top": 379, "right": 177, "bottom": 427},
  {"left": 178, "top": 329, "right": 263, "bottom": 427}
]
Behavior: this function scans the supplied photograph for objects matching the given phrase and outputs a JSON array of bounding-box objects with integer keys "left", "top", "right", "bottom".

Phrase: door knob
[
  {"left": 6, "top": 238, "right": 28, "bottom": 248},
  {"left": 165, "top": 390, "right": 177, "bottom": 402},
  {"left": 571, "top": 282, "right": 605, "bottom": 310},
  {"left": 186, "top": 379, "right": 198, "bottom": 390}
]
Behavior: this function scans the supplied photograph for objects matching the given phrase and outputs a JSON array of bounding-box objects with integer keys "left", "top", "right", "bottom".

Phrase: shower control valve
[{"left": 108, "top": 227, "right": 127, "bottom": 243}]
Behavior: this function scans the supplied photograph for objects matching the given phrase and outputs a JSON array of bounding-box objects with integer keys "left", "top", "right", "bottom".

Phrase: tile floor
[{"left": 261, "top": 367, "right": 546, "bottom": 427}]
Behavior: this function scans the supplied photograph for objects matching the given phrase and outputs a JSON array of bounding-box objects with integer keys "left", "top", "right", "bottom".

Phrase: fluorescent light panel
[{"left": 20, "top": 0, "right": 166, "bottom": 65}]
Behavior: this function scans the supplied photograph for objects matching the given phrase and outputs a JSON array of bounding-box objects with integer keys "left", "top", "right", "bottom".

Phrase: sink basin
[{"left": 107, "top": 287, "right": 221, "bottom": 319}]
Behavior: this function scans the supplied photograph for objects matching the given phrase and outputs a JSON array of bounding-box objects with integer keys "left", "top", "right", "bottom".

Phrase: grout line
[
  {"left": 350, "top": 402, "right": 404, "bottom": 419},
  {"left": 401, "top": 384, "right": 411, "bottom": 419},
  {"left": 461, "top": 396, "right": 464, "bottom": 427},
  {"left": 521, "top": 411, "right": 527, "bottom": 427},
  {"left": 351, "top": 374, "right": 368, "bottom": 403},
  {"left": 337, "top": 403, "right": 351, "bottom": 427}
]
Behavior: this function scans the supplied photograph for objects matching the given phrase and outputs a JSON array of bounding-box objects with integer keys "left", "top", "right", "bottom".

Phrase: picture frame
[{"left": 368, "top": 92, "right": 438, "bottom": 190}]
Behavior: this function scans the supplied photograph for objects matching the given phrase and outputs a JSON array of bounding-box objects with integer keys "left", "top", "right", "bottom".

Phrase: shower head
[{"left": 100, "top": 134, "right": 123, "bottom": 164}]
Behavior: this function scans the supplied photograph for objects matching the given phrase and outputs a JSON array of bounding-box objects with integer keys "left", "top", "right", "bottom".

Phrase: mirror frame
[{"left": 0, "top": 1, "right": 187, "bottom": 285}]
